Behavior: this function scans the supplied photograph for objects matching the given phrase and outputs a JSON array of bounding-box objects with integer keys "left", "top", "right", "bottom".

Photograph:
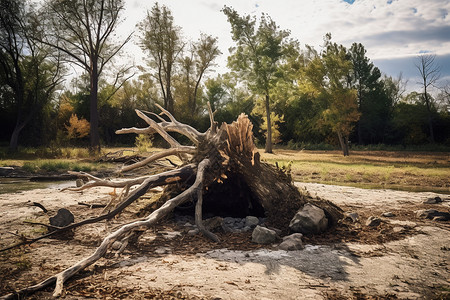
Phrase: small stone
[
  {"left": 224, "top": 217, "right": 235, "bottom": 224},
  {"left": 267, "top": 227, "right": 283, "bottom": 236},
  {"left": 49, "top": 208, "right": 74, "bottom": 228},
  {"left": 366, "top": 216, "right": 381, "bottom": 227},
  {"left": 392, "top": 227, "right": 404, "bottom": 233},
  {"left": 423, "top": 197, "right": 443, "bottom": 204},
  {"left": 415, "top": 209, "right": 449, "bottom": 220},
  {"left": 155, "top": 247, "right": 171, "bottom": 254},
  {"left": 252, "top": 225, "right": 277, "bottom": 244},
  {"left": 75, "top": 179, "right": 84, "bottom": 187},
  {"left": 242, "top": 226, "right": 251, "bottom": 232},
  {"left": 382, "top": 212, "right": 395, "bottom": 217},
  {"left": 345, "top": 212, "right": 359, "bottom": 223},
  {"left": 184, "top": 222, "right": 193, "bottom": 227},
  {"left": 203, "top": 216, "right": 223, "bottom": 231},
  {"left": 245, "top": 216, "right": 260, "bottom": 228},
  {"left": 111, "top": 241, "right": 122, "bottom": 250},
  {"left": 278, "top": 233, "right": 304, "bottom": 251},
  {"left": 187, "top": 229, "right": 199, "bottom": 236}
]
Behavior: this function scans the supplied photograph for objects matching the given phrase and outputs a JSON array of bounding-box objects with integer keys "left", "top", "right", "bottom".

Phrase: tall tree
[
  {"left": 0, "top": 0, "right": 63, "bottom": 151},
  {"left": 415, "top": 54, "right": 441, "bottom": 143},
  {"left": 41, "top": 0, "right": 131, "bottom": 151},
  {"left": 304, "top": 35, "right": 360, "bottom": 156},
  {"left": 139, "top": 2, "right": 184, "bottom": 115},
  {"left": 177, "top": 34, "right": 221, "bottom": 118},
  {"left": 223, "top": 6, "right": 294, "bottom": 153},
  {"left": 348, "top": 43, "right": 386, "bottom": 144}
]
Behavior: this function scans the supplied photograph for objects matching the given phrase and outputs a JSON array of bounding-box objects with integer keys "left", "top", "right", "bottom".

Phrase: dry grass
[{"left": 261, "top": 149, "right": 450, "bottom": 194}]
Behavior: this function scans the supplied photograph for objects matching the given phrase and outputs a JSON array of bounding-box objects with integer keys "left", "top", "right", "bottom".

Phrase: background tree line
[{"left": 1, "top": 0, "right": 449, "bottom": 155}]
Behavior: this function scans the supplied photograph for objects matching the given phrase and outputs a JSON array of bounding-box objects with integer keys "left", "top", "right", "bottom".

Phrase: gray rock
[
  {"left": 268, "top": 227, "right": 283, "bottom": 236},
  {"left": 155, "top": 247, "right": 171, "bottom": 254},
  {"left": 187, "top": 229, "right": 199, "bottom": 236},
  {"left": 416, "top": 209, "right": 449, "bottom": 221},
  {"left": 345, "top": 212, "right": 359, "bottom": 223},
  {"left": 423, "top": 196, "right": 443, "bottom": 204},
  {"left": 278, "top": 233, "right": 304, "bottom": 251},
  {"left": 245, "top": 216, "right": 260, "bottom": 228},
  {"left": 204, "top": 216, "right": 223, "bottom": 231},
  {"left": 111, "top": 240, "right": 123, "bottom": 250},
  {"left": 382, "top": 212, "right": 395, "bottom": 217},
  {"left": 289, "top": 203, "right": 328, "bottom": 235},
  {"left": 252, "top": 225, "right": 277, "bottom": 244},
  {"left": 242, "top": 226, "right": 251, "bottom": 232},
  {"left": 224, "top": 217, "right": 235, "bottom": 224},
  {"left": 49, "top": 208, "right": 74, "bottom": 228},
  {"left": 366, "top": 216, "right": 382, "bottom": 227},
  {"left": 415, "top": 209, "right": 450, "bottom": 220}
]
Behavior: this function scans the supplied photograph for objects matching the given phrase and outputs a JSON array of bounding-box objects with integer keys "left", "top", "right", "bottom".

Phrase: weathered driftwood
[{"left": 1, "top": 103, "right": 340, "bottom": 299}]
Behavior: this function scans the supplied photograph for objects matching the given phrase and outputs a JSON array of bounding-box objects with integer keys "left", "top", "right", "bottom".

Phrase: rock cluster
[
  {"left": 174, "top": 214, "right": 266, "bottom": 233},
  {"left": 175, "top": 202, "right": 333, "bottom": 250}
]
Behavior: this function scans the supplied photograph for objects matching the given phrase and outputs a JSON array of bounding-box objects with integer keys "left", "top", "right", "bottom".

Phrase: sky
[{"left": 117, "top": 0, "right": 450, "bottom": 93}]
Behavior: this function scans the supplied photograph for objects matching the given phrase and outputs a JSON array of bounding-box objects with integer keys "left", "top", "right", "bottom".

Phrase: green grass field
[{"left": 1, "top": 146, "right": 448, "bottom": 193}]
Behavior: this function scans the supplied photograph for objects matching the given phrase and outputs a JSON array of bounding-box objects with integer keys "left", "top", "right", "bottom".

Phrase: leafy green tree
[
  {"left": 304, "top": 35, "right": 360, "bottom": 156},
  {"left": 139, "top": 2, "right": 184, "bottom": 115},
  {"left": 348, "top": 43, "right": 390, "bottom": 144},
  {"left": 41, "top": 0, "right": 131, "bottom": 152},
  {"left": 204, "top": 74, "right": 255, "bottom": 126},
  {"left": 0, "top": 0, "right": 63, "bottom": 151},
  {"left": 175, "top": 34, "right": 221, "bottom": 123},
  {"left": 223, "top": 6, "right": 295, "bottom": 153}
]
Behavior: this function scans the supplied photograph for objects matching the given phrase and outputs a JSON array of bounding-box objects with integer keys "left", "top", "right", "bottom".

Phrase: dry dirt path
[{"left": 0, "top": 183, "right": 449, "bottom": 299}]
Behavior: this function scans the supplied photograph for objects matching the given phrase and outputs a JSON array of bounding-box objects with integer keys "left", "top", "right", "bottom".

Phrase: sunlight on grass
[
  {"left": 20, "top": 159, "right": 107, "bottom": 173},
  {"left": 261, "top": 149, "right": 450, "bottom": 193}
]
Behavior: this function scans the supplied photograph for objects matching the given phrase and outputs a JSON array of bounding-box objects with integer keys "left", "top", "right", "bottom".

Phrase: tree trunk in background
[{"left": 264, "top": 94, "right": 273, "bottom": 153}]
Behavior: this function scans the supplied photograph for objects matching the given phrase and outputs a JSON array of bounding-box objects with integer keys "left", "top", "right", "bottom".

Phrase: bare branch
[
  {"left": 1, "top": 160, "right": 210, "bottom": 299},
  {"left": 118, "top": 146, "right": 196, "bottom": 173},
  {"left": 0, "top": 165, "right": 196, "bottom": 253}
]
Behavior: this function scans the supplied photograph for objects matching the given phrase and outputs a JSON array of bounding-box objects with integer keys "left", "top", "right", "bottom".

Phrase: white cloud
[{"left": 115, "top": 0, "right": 450, "bottom": 84}]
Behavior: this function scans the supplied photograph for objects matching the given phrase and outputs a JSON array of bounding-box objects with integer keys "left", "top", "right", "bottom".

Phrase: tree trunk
[
  {"left": 423, "top": 92, "right": 435, "bottom": 143},
  {"left": 8, "top": 125, "right": 21, "bottom": 152},
  {"left": 264, "top": 94, "right": 273, "bottom": 153},
  {"left": 337, "top": 131, "right": 349, "bottom": 156},
  {"left": 89, "top": 61, "right": 101, "bottom": 152}
]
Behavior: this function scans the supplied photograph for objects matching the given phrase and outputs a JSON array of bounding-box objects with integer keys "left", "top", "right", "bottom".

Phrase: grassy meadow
[
  {"left": 0, "top": 146, "right": 449, "bottom": 194},
  {"left": 262, "top": 149, "right": 450, "bottom": 194}
]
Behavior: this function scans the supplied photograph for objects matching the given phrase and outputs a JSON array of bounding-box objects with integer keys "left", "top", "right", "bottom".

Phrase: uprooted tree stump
[{"left": 1, "top": 104, "right": 342, "bottom": 299}]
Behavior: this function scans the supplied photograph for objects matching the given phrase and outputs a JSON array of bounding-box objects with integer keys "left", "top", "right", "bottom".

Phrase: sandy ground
[{"left": 0, "top": 182, "right": 449, "bottom": 299}]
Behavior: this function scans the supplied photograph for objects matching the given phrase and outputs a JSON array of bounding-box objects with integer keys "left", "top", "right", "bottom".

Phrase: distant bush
[
  {"left": 286, "top": 140, "right": 335, "bottom": 151},
  {"left": 135, "top": 134, "right": 153, "bottom": 153}
]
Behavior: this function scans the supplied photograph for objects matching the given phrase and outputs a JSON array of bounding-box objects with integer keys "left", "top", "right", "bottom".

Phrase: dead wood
[
  {"left": 0, "top": 104, "right": 342, "bottom": 299},
  {"left": 31, "top": 202, "right": 48, "bottom": 213}
]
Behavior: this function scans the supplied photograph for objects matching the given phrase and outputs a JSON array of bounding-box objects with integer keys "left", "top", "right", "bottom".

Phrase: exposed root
[{"left": 0, "top": 159, "right": 211, "bottom": 299}]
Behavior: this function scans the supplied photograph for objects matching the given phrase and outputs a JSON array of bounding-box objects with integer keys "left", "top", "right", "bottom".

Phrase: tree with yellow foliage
[{"left": 65, "top": 114, "right": 90, "bottom": 140}]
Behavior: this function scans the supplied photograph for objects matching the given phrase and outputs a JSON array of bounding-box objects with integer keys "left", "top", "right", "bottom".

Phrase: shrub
[{"left": 135, "top": 134, "right": 153, "bottom": 153}]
